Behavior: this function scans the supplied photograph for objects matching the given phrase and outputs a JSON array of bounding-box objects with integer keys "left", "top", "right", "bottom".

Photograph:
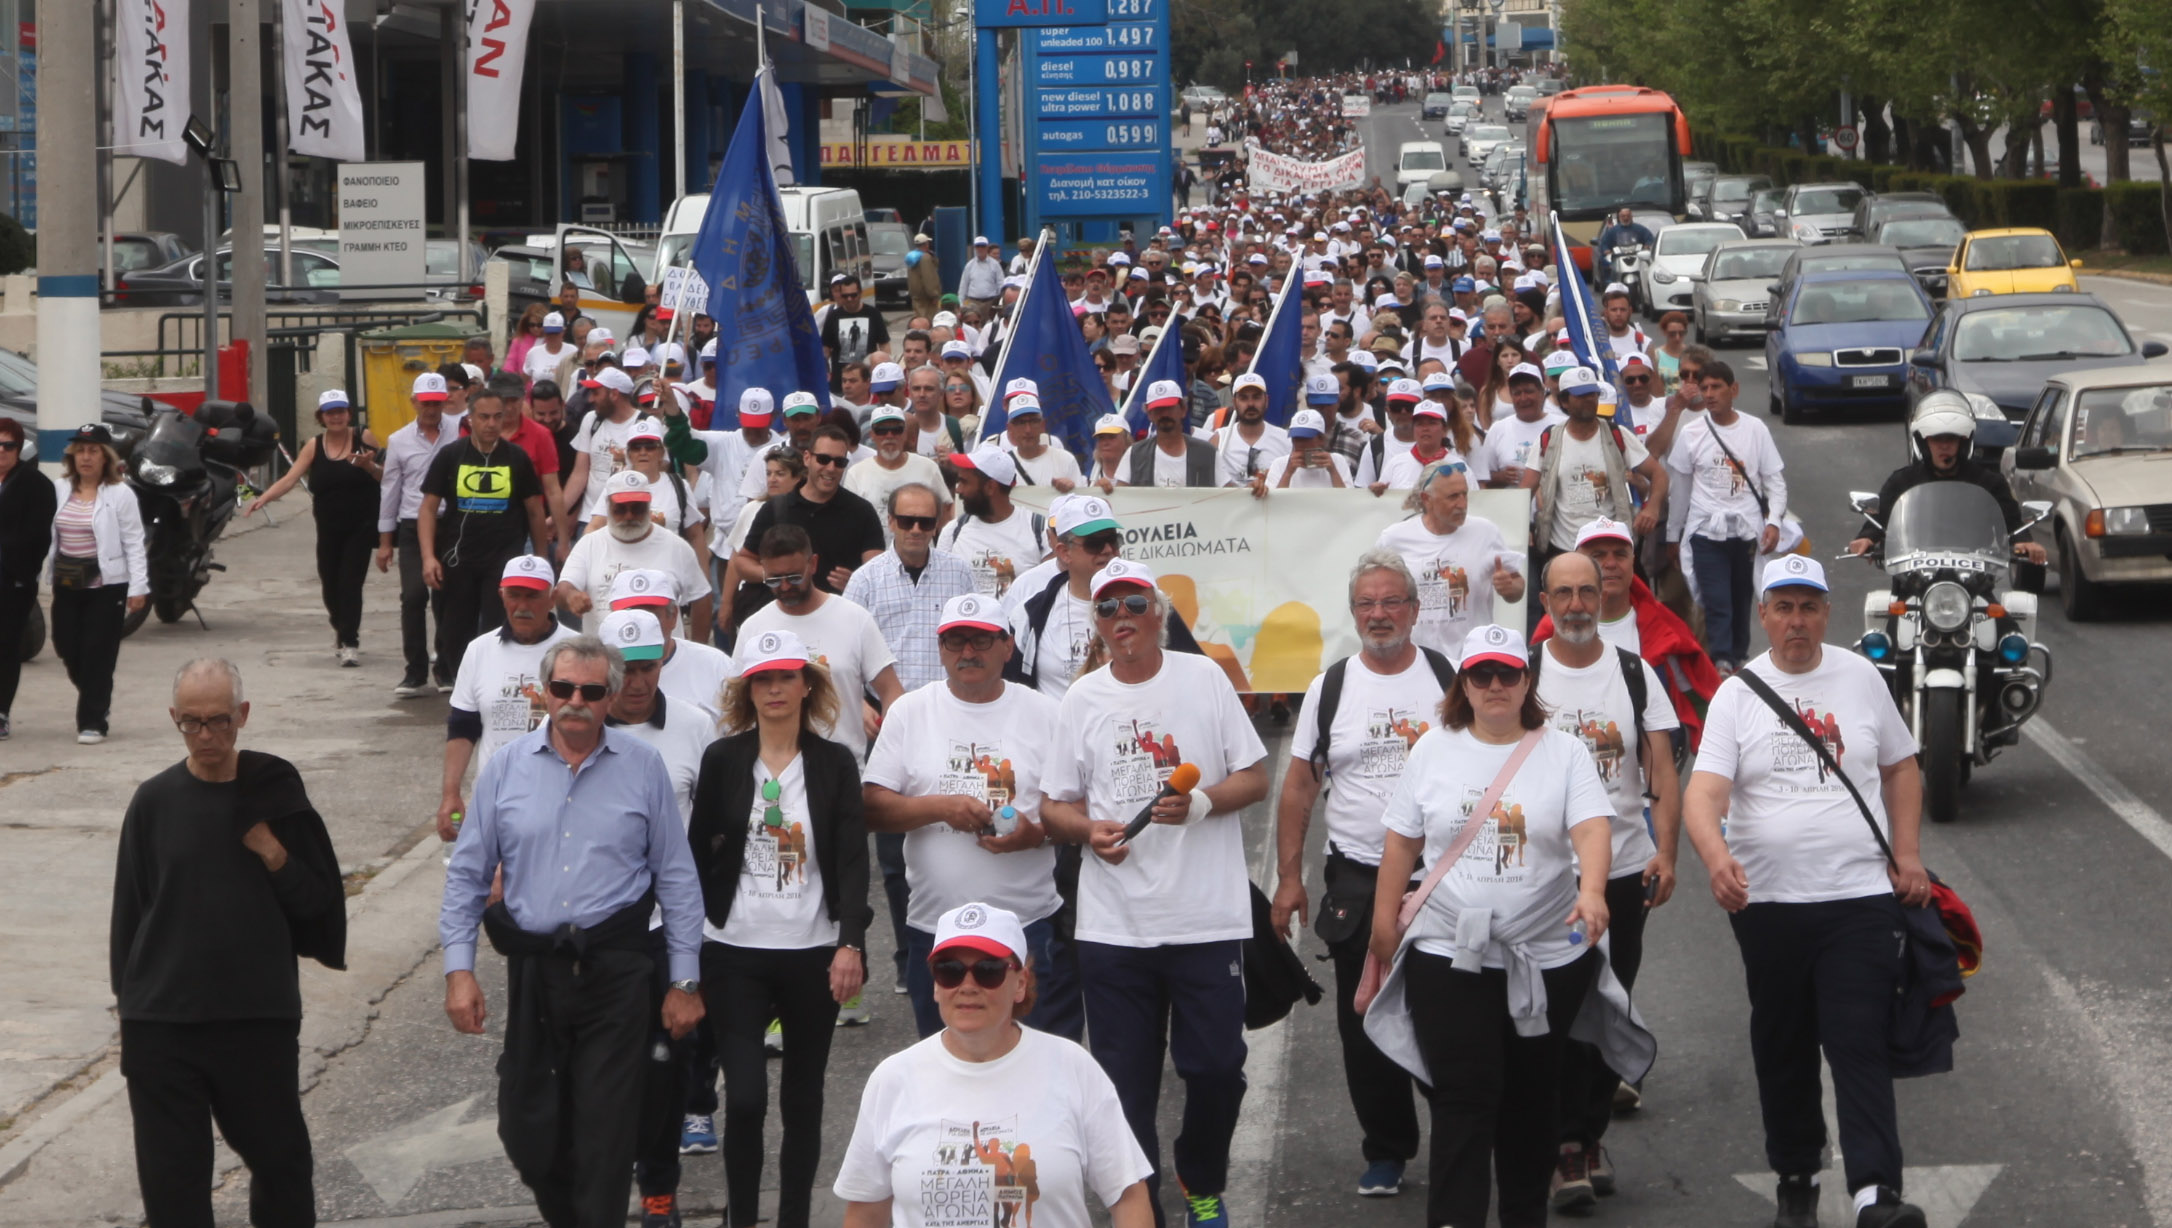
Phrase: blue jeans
[
  {"left": 1690, "top": 534, "right": 1759, "bottom": 665},
  {"left": 905, "top": 915, "right": 1083, "bottom": 1041}
]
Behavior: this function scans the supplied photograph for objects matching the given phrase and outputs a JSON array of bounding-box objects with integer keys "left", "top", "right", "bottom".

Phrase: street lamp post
[{"left": 183, "top": 116, "right": 242, "bottom": 397}]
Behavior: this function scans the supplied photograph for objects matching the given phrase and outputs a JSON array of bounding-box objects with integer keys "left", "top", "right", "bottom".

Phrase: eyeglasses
[
  {"left": 1095, "top": 592, "right": 1153, "bottom": 619},
  {"left": 809, "top": 452, "right": 849, "bottom": 467},
  {"left": 930, "top": 955, "right": 1016, "bottom": 990},
  {"left": 1622, "top": 374, "right": 1653, "bottom": 385},
  {"left": 762, "top": 571, "right": 808, "bottom": 589},
  {"left": 1678, "top": 369, "right": 1704, "bottom": 383},
  {"left": 940, "top": 630, "right": 1001, "bottom": 653},
  {"left": 1352, "top": 597, "right": 1412, "bottom": 613},
  {"left": 173, "top": 713, "right": 235, "bottom": 735},
  {"left": 893, "top": 513, "right": 937, "bottom": 532},
  {"left": 546, "top": 679, "right": 610, "bottom": 702},
  {"left": 1463, "top": 663, "right": 1526, "bottom": 689},
  {"left": 761, "top": 777, "right": 784, "bottom": 828}
]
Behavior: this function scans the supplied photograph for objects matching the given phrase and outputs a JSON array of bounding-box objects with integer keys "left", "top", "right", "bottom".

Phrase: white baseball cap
[
  {"left": 1575, "top": 517, "right": 1635, "bottom": 549},
  {"left": 937, "top": 593, "right": 1008, "bottom": 636},
  {"left": 953, "top": 443, "right": 1019, "bottom": 487},
  {"left": 869, "top": 404, "right": 908, "bottom": 426},
  {"left": 597, "top": 608, "right": 666, "bottom": 662},
  {"left": 780, "top": 390, "right": 823, "bottom": 417},
  {"left": 738, "top": 388, "right": 775, "bottom": 424},
  {"left": 412, "top": 372, "right": 449, "bottom": 401},
  {"left": 940, "top": 340, "right": 973, "bottom": 360},
  {"left": 870, "top": 362, "right": 906, "bottom": 392},
  {"left": 1459, "top": 623, "right": 1529, "bottom": 670},
  {"left": 1288, "top": 408, "right": 1327, "bottom": 439},
  {"left": 739, "top": 627, "right": 812, "bottom": 675},
  {"left": 1543, "top": 351, "right": 1579, "bottom": 375},
  {"left": 1004, "top": 377, "right": 1041, "bottom": 403},
  {"left": 1144, "top": 379, "right": 1185, "bottom": 408},
  {"left": 1006, "top": 395, "right": 1044, "bottom": 419},
  {"left": 1385, "top": 378, "right": 1424, "bottom": 403},
  {"left": 316, "top": 389, "right": 351, "bottom": 412},
  {"left": 542, "top": 312, "right": 565, "bottom": 332},
  {"left": 1090, "top": 557, "right": 1158, "bottom": 599},
  {"left": 930, "top": 901, "right": 1029, "bottom": 963},
  {"left": 1055, "top": 494, "right": 1121, "bottom": 536},
  {"left": 1232, "top": 372, "right": 1268, "bottom": 394},
  {"left": 1507, "top": 362, "right": 1545, "bottom": 384},
  {"left": 1094, "top": 412, "right": 1132, "bottom": 436},
  {"left": 607, "top": 568, "right": 676, "bottom": 609},
  {"left": 604, "top": 470, "right": 655, "bottom": 504},
  {"left": 1762, "top": 554, "right": 1829, "bottom": 594},
  {"left": 499, "top": 554, "right": 554, "bottom": 590},
  {"left": 586, "top": 367, "right": 636, "bottom": 395},
  {"left": 623, "top": 346, "right": 654, "bottom": 369},
  {"left": 1559, "top": 366, "right": 1604, "bottom": 396},
  {"left": 1305, "top": 374, "right": 1339, "bottom": 405}
]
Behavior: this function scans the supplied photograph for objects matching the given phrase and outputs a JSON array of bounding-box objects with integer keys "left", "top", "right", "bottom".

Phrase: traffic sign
[{"left": 1835, "top": 124, "right": 1860, "bottom": 151}]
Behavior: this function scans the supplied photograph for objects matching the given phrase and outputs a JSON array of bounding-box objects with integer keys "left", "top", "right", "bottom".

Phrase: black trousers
[
  {"left": 50, "top": 581, "right": 126, "bottom": 734},
  {"left": 0, "top": 577, "right": 36, "bottom": 714},
  {"left": 120, "top": 1018, "right": 314, "bottom": 1228},
  {"left": 1406, "top": 947, "right": 1596, "bottom": 1228},
  {"left": 1322, "top": 855, "right": 1425, "bottom": 1165},
  {"left": 1729, "top": 896, "right": 1907, "bottom": 1197},
  {"left": 497, "top": 946, "right": 653, "bottom": 1228},
  {"left": 704, "top": 942, "right": 840, "bottom": 1228},
  {"left": 312, "top": 521, "right": 374, "bottom": 648},
  {"left": 394, "top": 520, "right": 447, "bottom": 682},
  {"left": 635, "top": 931, "right": 695, "bottom": 1199},
  {"left": 1561, "top": 871, "right": 1650, "bottom": 1146},
  {"left": 435, "top": 546, "right": 520, "bottom": 684}
]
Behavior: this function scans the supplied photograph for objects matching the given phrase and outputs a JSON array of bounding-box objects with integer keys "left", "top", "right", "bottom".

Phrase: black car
[
  {"left": 1904, "top": 291, "right": 2168, "bottom": 458},
  {"left": 1695, "top": 175, "right": 1773, "bottom": 229},
  {"left": 1867, "top": 214, "right": 1967, "bottom": 299},
  {"left": 1845, "top": 192, "right": 1950, "bottom": 242},
  {"left": 0, "top": 346, "right": 159, "bottom": 463},
  {"left": 1763, "top": 243, "right": 1911, "bottom": 328},
  {"left": 113, "top": 247, "right": 343, "bottom": 307}
]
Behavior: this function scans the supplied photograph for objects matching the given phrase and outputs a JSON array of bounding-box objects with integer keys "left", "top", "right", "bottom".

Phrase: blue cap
[
  {"left": 1304, "top": 373, "right": 1339, "bottom": 406},
  {"left": 1451, "top": 276, "right": 1475, "bottom": 292}
]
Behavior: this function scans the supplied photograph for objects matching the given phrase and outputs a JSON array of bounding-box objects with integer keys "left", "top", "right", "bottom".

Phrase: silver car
[
  {"left": 1694, "top": 239, "right": 1801, "bottom": 343},
  {"left": 2003, "top": 368, "right": 2172, "bottom": 620},
  {"left": 1777, "top": 182, "right": 1868, "bottom": 245},
  {"left": 1645, "top": 222, "right": 1745, "bottom": 316}
]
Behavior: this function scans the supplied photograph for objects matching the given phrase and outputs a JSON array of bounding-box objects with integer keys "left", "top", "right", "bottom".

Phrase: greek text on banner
[{"left": 1245, "top": 146, "right": 1368, "bottom": 194}]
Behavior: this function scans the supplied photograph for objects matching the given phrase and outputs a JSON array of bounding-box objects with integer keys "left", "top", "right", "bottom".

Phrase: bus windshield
[{"left": 1548, "top": 112, "right": 1681, "bottom": 220}]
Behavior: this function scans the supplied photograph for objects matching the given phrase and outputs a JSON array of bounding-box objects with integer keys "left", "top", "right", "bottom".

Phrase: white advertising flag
[
  {"left": 465, "top": 0, "right": 539, "bottom": 160},
  {"left": 282, "top": 0, "right": 366, "bottom": 161},
  {"left": 113, "top": 0, "right": 191, "bottom": 165}
]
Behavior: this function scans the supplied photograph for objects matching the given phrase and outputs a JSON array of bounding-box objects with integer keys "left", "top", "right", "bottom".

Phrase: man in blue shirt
[
  {"left": 440, "top": 634, "right": 707, "bottom": 1228},
  {"left": 1594, "top": 207, "right": 1657, "bottom": 287}
]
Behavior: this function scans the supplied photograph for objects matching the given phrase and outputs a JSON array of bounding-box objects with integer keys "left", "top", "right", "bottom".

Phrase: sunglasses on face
[
  {"left": 762, "top": 572, "right": 808, "bottom": 589},
  {"left": 1463, "top": 663, "right": 1526, "bottom": 690},
  {"left": 547, "top": 679, "right": 610, "bottom": 702},
  {"left": 0, "top": 439, "right": 19, "bottom": 452},
  {"left": 610, "top": 501, "right": 652, "bottom": 516},
  {"left": 893, "top": 513, "right": 937, "bottom": 532},
  {"left": 809, "top": 452, "right": 849, "bottom": 467},
  {"left": 930, "top": 956, "right": 1016, "bottom": 990},
  {"left": 627, "top": 439, "right": 663, "bottom": 450},
  {"left": 1623, "top": 374, "right": 1653, "bottom": 385},
  {"left": 1071, "top": 530, "right": 1121, "bottom": 555},
  {"left": 940, "top": 630, "right": 1000, "bottom": 653},
  {"left": 1095, "top": 592, "right": 1153, "bottom": 619},
  {"left": 872, "top": 422, "right": 906, "bottom": 435}
]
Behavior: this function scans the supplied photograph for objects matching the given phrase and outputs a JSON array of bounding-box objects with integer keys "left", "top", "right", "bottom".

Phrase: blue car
[{"left": 1765, "top": 269, "right": 1933, "bottom": 424}]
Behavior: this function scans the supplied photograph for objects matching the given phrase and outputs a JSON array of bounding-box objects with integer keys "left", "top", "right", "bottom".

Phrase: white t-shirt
[
  {"left": 571, "top": 410, "right": 662, "bottom": 516},
  {"left": 716, "top": 755, "right": 838, "bottom": 948},
  {"left": 522, "top": 340, "right": 573, "bottom": 385},
  {"left": 450, "top": 622, "right": 579, "bottom": 767},
  {"left": 611, "top": 698, "right": 714, "bottom": 827},
  {"left": 1009, "top": 445, "right": 1084, "bottom": 490},
  {"left": 1009, "top": 581, "right": 1095, "bottom": 702},
  {"left": 1373, "top": 515, "right": 1518, "bottom": 660},
  {"left": 1477, "top": 410, "right": 1567, "bottom": 482},
  {"left": 1667, "top": 413, "right": 1786, "bottom": 544},
  {"left": 914, "top": 421, "right": 956, "bottom": 459},
  {"left": 600, "top": 469, "right": 703, "bottom": 535},
  {"left": 687, "top": 429, "right": 769, "bottom": 548},
  {"left": 1377, "top": 446, "right": 1481, "bottom": 491},
  {"left": 1204, "top": 423, "right": 1291, "bottom": 486},
  {"left": 1042, "top": 652, "right": 1269, "bottom": 947},
  {"left": 1355, "top": 431, "right": 1418, "bottom": 486},
  {"left": 863, "top": 682, "right": 1065, "bottom": 929},
  {"left": 660, "top": 639, "right": 737, "bottom": 720},
  {"left": 833, "top": 1028, "right": 1154, "bottom": 1228},
  {"left": 735, "top": 594, "right": 898, "bottom": 762},
  {"left": 939, "top": 510, "right": 1049, "bottom": 600},
  {"left": 1260, "top": 449, "right": 1355, "bottom": 489},
  {"left": 1289, "top": 653, "right": 1453, "bottom": 865},
  {"left": 1695, "top": 650, "right": 1918, "bottom": 905},
  {"left": 1542, "top": 424, "right": 1650, "bottom": 551},
  {"left": 844, "top": 453, "right": 953, "bottom": 528},
  {"left": 1533, "top": 644, "right": 1677, "bottom": 878},
  {"left": 1598, "top": 611, "right": 1641, "bottom": 654},
  {"left": 1489, "top": 393, "right": 1517, "bottom": 424},
  {"left": 558, "top": 528, "right": 714, "bottom": 634},
  {"left": 1151, "top": 446, "right": 1189, "bottom": 488},
  {"left": 1381, "top": 727, "right": 1613, "bottom": 969}
]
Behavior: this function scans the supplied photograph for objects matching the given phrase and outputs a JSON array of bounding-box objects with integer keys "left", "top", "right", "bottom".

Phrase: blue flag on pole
[
  {"left": 1119, "top": 318, "right": 1186, "bottom": 435},
  {"left": 983, "top": 241, "right": 1112, "bottom": 460},
  {"left": 688, "top": 68, "right": 832, "bottom": 429},
  {"left": 1245, "top": 283, "right": 1304, "bottom": 428},
  {"left": 1550, "top": 210, "right": 1633, "bottom": 432}
]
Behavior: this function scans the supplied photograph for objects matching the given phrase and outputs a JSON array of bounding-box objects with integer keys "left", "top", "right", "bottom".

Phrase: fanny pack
[{"left": 52, "top": 555, "right": 101, "bottom": 590}]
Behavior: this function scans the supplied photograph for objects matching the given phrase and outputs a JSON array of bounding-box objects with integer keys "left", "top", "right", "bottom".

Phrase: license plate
[{"left": 1851, "top": 375, "right": 1889, "bottom": 388}]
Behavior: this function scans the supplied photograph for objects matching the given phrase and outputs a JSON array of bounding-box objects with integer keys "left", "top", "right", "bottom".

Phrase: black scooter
[{"left": 122, "top": 400, "right": 278, "bottom": 636}]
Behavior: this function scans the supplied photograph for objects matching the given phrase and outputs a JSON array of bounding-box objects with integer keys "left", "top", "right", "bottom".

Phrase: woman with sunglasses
[
  {"left": 836, "top": 902, "right": 1154, "bottom": 1228},
  {"left": 0, "top": 416, "right": 55, "bottom": 739},
  {"left": 940, "top": 371, "right": 983, "bottom": 435},
  {"left": 1653, "top": 312, "right": 1692, "bottom": 392},
  {"left": 686, "top": 628, "right": 871, "bottom": 1228},
  {"left": 245, "top": 390, "right": 384, "bottom": 667},
  {"left": 1366, "top": 624, "right": 1621, "bottom": 1228},
  {"left": 502, "top": 303, "right": 549, "bottom": 378}
]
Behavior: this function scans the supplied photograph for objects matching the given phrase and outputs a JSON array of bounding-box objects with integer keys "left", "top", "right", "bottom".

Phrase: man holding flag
[
  {"left": 983, "top": 230, "right": 1116, "bottom": 460},
  {"left": 1549, "top": 212, "right": 1639, "bottom": 435}
]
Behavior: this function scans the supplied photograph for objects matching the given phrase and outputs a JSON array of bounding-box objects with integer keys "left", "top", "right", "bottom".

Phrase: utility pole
[
  {"left": 231, "top": 0, "right": 269, "bottom": 408},
  {"left": 35, "top": 0, "right": 101, "bottom": 471}
]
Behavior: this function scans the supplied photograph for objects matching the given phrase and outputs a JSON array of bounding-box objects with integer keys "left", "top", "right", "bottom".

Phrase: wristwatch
[{"left": 669, "top": 979, "right": 701, "bottom": 995}]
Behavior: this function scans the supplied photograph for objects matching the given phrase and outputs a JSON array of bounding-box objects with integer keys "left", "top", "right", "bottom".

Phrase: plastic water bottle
[
  {"left": 1567, "top": 918, "right": 1588, "bottom": 946},
  {"left": 990, "top": 805, "right": 1019, "bottom": 838}
]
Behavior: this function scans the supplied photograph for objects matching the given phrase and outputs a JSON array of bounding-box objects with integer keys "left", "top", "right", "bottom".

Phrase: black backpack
[
  {"left": 1309, "top": 648, "right": 1459, "bottom": 780},
  {"left": 1529, "top": 643, "right": 1661, "bottom": 799}
]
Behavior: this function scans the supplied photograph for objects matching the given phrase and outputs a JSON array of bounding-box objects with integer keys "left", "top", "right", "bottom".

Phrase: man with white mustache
[{"left": 557, "top": 470, "right": 714, "bottom": 636}]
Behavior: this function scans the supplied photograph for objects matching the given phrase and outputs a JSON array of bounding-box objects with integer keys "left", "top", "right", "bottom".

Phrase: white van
[
  {"left": 655, "top": 186, "right": 873, "bottom": 307},
  {"left": 1396, "top": 141, "right": 1448, "bottom": 189}
]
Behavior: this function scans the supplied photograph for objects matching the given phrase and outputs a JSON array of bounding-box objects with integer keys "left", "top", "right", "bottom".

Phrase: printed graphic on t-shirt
[
  {"left": 1769, "top": 699, "right": 1845, "bottom": 783},
  {"left": 454, "top": 462, "right": 513, "bottom": 513},
  {"left": 1359, "top": 707, "right": 1429, "bottom": 778},
  {"left": 743, "top": 792, "right": 809, "bottom": 895},
  {"left": 1698, "top": 449, "right": 1749, "bottom": 500},
  {"left": 942, "top": 741, "right": 1015, "bottom": 809},
  {"left": 918, "top": 1118, "right": 1037, "bottom": 1227},
  {"left": 492, "top": 675, "right": 550, "bottom": 737},
  {"left": 966, "top": 549, "right": 1021, "bottom": 598},
  {"left": 1556, "top": 707, "right": 1628, "bottom": 784},
  {"left": 1416, "top": 557, "right": 1471, "bottom": 618},
  {"left": 1454, "top": 785, "right": 1530, "bottom": 879},
  {"left": 1108, "top": 718, "right": 1183, "bottom": 806},
  {"left": 1563, "top": 466, "right": 1613, "bottom": 520}
]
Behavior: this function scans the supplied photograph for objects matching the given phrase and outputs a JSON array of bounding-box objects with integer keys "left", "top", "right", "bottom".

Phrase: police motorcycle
[
  {"left": 1609, "top": 242, "right": 1650, "bottom": 313},
  {"left": 1843, "top": 479, "right": 2054, "bottom": 825},
  {"left": 123, "top": 400, "right": 279, "bottom": 636}
]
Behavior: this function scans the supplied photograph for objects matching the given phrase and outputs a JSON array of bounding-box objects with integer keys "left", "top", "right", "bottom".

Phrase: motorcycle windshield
[
  {"left": 137, "top": 411, "right": 209, "bottom": 475},
  {"left": 1882, "top": 482, "right": 2009, "bottom": 575}
]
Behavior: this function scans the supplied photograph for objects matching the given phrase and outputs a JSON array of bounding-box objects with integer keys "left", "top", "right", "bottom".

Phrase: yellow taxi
[{"left": 1947, "top": 227, "right": 2084, "bottom": 297}]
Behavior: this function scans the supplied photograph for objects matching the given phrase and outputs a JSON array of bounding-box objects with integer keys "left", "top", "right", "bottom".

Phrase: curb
[{"left": 2082, "top": 268, "right": 2172, "bottom": 286}]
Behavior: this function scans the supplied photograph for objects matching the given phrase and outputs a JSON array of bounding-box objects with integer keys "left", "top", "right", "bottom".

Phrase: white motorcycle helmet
[{"left": 1908, "top": 390, "right": 1977, "bottom": 467}]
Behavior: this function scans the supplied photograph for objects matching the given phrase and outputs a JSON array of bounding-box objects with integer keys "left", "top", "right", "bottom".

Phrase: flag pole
[
  {"left": 980, "top": 225, "right": 1053, "bottom": 441},
  {"left": 1119, "top": 306, "right": 1178, "bottom": 423}
]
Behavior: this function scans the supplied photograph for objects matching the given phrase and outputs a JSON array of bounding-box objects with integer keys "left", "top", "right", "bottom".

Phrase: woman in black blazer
[{"left": 686, "top": 627, "right": 871, "bottom": 1228}]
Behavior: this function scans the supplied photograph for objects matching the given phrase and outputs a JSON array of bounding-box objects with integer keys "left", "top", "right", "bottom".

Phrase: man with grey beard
[
  {"left": 1530, "top": 549, "right": 1682, "bottom": 1212},
  {"left": 1268, "top": 551, "right": 1458, "bottom": 1200}
]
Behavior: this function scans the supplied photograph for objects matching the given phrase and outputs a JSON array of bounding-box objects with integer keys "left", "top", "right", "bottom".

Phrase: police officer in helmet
[{"left": 1844, "top": 390, "right": 2049, "bottom": 564}]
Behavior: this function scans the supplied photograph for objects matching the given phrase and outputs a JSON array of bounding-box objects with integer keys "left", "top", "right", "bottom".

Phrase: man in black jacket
[
  {"left": 111, "top": 658, "right": 346, "bottom": 1228},
  {"left": 0, "top": 416, "right": 55, "bottom": 737},
  {"left": 1844, "top": 393, "right": 2047, "bottom": 565}
]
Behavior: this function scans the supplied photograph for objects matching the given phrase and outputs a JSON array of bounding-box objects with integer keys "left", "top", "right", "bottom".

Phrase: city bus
[{"left": 1527, "top": 86, "right": 1693, "bottom": 267}]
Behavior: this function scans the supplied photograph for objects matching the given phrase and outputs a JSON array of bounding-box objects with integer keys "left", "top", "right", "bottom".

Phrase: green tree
[{"left": 2102, "top": 0, "right": 2172, "bottom": 248}]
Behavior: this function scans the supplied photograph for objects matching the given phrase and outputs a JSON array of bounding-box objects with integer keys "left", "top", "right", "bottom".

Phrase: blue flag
[
  {"left": 1550, "top": 210, "right": 1632, "bottom": 433},
  {"left": 1118, "top": 316, "right": 1186, "bottom": 435},
  {"left": 1245, "top": 283, "right": 1304, "bottom": 428},
  {"left": 689, "top": 68, "right": 832, "bottom": 428},
  {"left": 983, "top": 241, "right": 1112, "bottom": 460}
]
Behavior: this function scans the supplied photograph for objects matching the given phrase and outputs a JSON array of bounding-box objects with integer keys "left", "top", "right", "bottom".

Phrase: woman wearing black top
[
  {"left": 686, "top": 627, "right": 870, "bottom": 1228},
  {"left": 246, "top": 390, "right": 382, "bottom": 666},
  {"left": 0, "top": 415, "right": 57, "bottom": 738}
]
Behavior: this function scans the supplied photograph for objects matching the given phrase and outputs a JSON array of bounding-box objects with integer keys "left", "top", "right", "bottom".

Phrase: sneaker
[
  {"left": 1855, "top": 1187, "right": 1926, "bottom": 1228},
  {"left": 639, "top": 1193, "right": 680, "bottom": 1228},
  {"left": 892, "top": 982, "right": 911, "bottom": 995},
  {"left": 836, "top": 993, "right": 871, "bottom": 1026},
  {"left": 0, "top": 713, "right": 11, "bottom": 740},
  {"left": 1356, "top": 1160, "right": 1403, "bottom": 1197},
  {"left": 1774, "top": 1173, "right": 1820, "bottom": 1228},
  {"left": 394, "top": 673, "right": 431, "bottom": 698},
  {"left": 76, "top": 729, "right": 105, "bottom": 745},
  {"left": 1587, "top": 1142, "right": 1615, "bottom": 1195},
  {"left": 679, "top": 1113, "right": 718, "bottom": 1155},
  {"left": 764, "top": 1018, "right": 784, "bottom": 1054},
  {"left": 1550, "top": 1142, "right": 1596, "bottom": 1214},
  {"left": 434, "top": 674, "right": 454, "bottom": 694},
  {"left": 1613, "top": 1081, "right": 1643, "bottom": 1113},
  {"left": 337, "top": 646, "right": 359, "bottom": 668},
  {"left": 1183, "top": 1192, "right": 1228, "bottom": 1228}
]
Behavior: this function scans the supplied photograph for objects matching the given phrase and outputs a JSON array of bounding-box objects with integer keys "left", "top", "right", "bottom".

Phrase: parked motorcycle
[
  {"left": 1609, "top": 243, "right": 1649, "bottom": 313},
  {"left": 1845, "top": 483, "right": 2054, "bottom": 823},
  {"left": 123, "top": 400, "right": 279, "bottom": 636}
]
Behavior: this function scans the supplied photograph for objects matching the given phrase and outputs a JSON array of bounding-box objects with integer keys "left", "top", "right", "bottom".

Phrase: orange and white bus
[{"left": 1528, "top": 86, "right": 1694, "bottom": 261}]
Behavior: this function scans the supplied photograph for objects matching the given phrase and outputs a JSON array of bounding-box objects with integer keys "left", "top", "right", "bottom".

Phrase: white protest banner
[
  {"left": 282, "top": 0, "right": 366, "bottom": 161},
  {"left": 1246, "top": 147, "right": 1367, "bottom": 195},
  {"left": 1009, "top": 487, "right": 1530, "bottom": 693},
  {"left": 659, "top": 265, "right": 710, "bottom": 314},
  {"left": 465, "top": 0, "right": 538, "bottom": 160},
  {"left": 1342, "top": 94, "right": 1371, "bottom": 118},
  {"left": 114, "top": 0, "right": 190, "bottom": 165}
]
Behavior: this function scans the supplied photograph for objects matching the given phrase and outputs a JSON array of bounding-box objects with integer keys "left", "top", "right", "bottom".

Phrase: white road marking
[
  {"left": 1745, "top": 356, "right": 1768, "bottom": 371},
  {"left": 344, "top": 1096, "right": 505, "bottom": 1209},
  {"left": 2023, "top": 716, "right": 2172, "bottom": 861}
]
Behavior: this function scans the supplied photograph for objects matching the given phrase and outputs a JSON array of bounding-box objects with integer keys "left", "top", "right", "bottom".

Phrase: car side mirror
[
  {"left": 2011, "top": 446, "right": 2055, "bottom": 471},
  {"left": 1909, "top": 348, "right": 1936, "bottom": 367},
  {"left": 1849, "top": 490, "right": 1880, "bottom": 515},
  {"left": 2070, "top": 257, "right": 2084, "bottom": 269},
  {"left": 1687, "top": 203, "right": 1705, "bottom": 219},
  {"left": 1765, "top": 282, "right": 1781, "bottom": 295},
  {"left": 2144, "top": 341, "right": 2168, "bottom": 359}
]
